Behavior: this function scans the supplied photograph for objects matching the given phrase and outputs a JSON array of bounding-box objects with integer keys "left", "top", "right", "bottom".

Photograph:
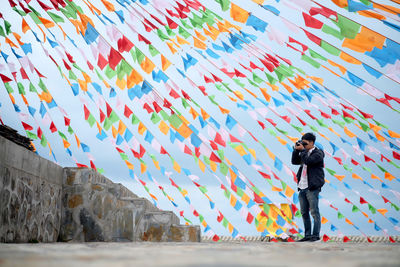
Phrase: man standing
[{"left": 291, "top": 133, "right": 325, "bottom": 242}]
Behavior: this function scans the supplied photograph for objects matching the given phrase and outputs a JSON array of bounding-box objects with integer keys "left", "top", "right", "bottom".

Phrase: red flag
[
  {"left": 143, "top": 103, "right": 154, "bottom": 113},
  {"left": 99, "top": 109, "right": 105, "bottom": 123},
  {"left": 37, "top": 127, "right": 43, "bottom": 139},
  {"left": 367, "top": 237, "right": 373, "bottom": 243},
  {"left": 393, "top": 151, "right": 400, "bottom": 160},
  {"left": 382, "top": 196, "right": 390, "bottom": 203},
  {"left": 21, "top": 122, "right": 33, "bottom": 131},
  {"left": 216, "top": 211, "right": 224, "bottom": 222},
  {"left": 38, "top": 0, "right": 52, "bottom": 11},
  {"left": 87, "top": 61, "right": 94, "bottom": 71},
  {"left": 304, "top": 109, "right": 317, "bottom": 120},
  {"left": 281, "top": 115, "right": 291, "bottom": 123},
  {"left": 183, "top": 145, "right": 192, "bottom": 155},
  {"left": 64, "top": 117, "right": 70, "bottom": 126},
  {"left": 124, "top": 105, "right": 133, "bottom": 118},
  {"left": 212, "top": 234, "right": 220, "bottom": 242},
  {"left": 214, "top": 133, "right": 226, "bottom": 147},
  {"left": 139, "top": 144, "right": 146, "bottom": 158},
  {"left": 389, "top": 236, "right": 395, "bottom": 243},
  {"left": 0, "top": 74, "right": 12, "bottom": 83},
  {"left": 142, "top": 22, "right": 152, "bottom": 32},
  {"left": 289, "top": 37, "right": 308, "bottom": 52},
  {"left": 333, "top": 157, "right": 343, "bottom": 165},
  {"left": 108, "top": 48, "right": 122, "bottom": 70},
  {"left": 65, "top": 52, "right": 75, "bottom": 63},
  {"left": 34, "top": 68, "right": 46, "bottom": 78},
  {"left": 76, "top": 163, "right": 88, "bottom": 168},
  {"left": 320, "top": 110, "right": 331, "bottom": 119},
  {"left": 330, "top": 107, "right": 340, "bottom": 115},
  {"left": 296, "top": 116, "right": 307, "bottom": 126},
  {"left": 49, "top": 122, "right": 57, "bottom": 133},
  {"left": 20, "top": 67, "right": 28, "bottom": 80},
  {"left": 181, "top": 90, "right": 190, "bottom": 100},
  {"left": 381, "top": 155, "right": 390, "bottom": 162},
  {"left": 246, "top": 213, "right": 254, "bottom": 224},
  {"left": 287, "top": 237, "right": 295, "bottom": 242},
  {"left": 90, "top": 160, "right": 96, "bottom": 170},
  {"left": 204, "top": 75, "right": 214, "bottom": 83},
  {"left": 376, "top": 98, "right": 393, "bottom": 108},
  {"left": 343, "top": 236, "right": 350, "bottom": 242},
  {"left": 364, "top": 155, "right": 375, "bottom": 163},
  {"left": 359, "top": 197, "right": 367, "bottom": 204},
  {"left": 302, "top": 12, "right": 323, "bottom": 29},
  {"left": 144, "top": 19, "right": 157, "bottom": 30},
  {"left": 259, "top": 58, "right": 275, "bottom": 72},
  {"left": 303, "top": 29, "right": 321, "bottom": 45},
  {"left": 97, "top": 54, "right": 108, "bottom": 70},
  {"left": 117, "top": 35, "right": 134, "bottom": 53},
  {"left": 165, "top": 16, "right": 178, "bottom": 29},
  {"left": 209, "top": 152, "right": 222, "bottom": 163},
  {"left": 153, "top": 101, "right": 162, "bottom": 113},
  {"left": 138, "top": 34, "right": 151, "bottom": 45},
  {"left": 211, "top": 74, "right": 222, "bottom": 82},
  {"left": 116, "top": 147, "right": 124, "bottom": 153},
  {"left": 351, "top": 158, "right": 360, "bottom": 165},
  {"left": 169, "top": 89, "right": 180, "bottom": 99},
  {"left": 250, "top": 61, "right": 263, "bottom": 71},
  {"left": 150, "top": 14, "right": 165, "bottom": 26},
  {"left": 166, "top": 9, "right": 180, "bottom": 18},
  {"left": 385, "top": 93, "right": 400, "bottom": 104},
  {"left": 198, "top": 86, "right": 207, "bottom": 96},
  {"left": 343, "top": 110, "right": 356, "bottom": 120},
  {"left": 83, "top": 105, "right": 90, "bottom": 120},
  {"left": 266, "top": 118, "right": 277, "bottom": 127},
  {"left": 322, "top": 234, "right": 330, "bottom": 242},
  {"left": 257, "top": 121, "right": 266, "bottom": 129},
  {"left": 106, "top": 102, "right": 112, "bottom": 117},
  {"left": 234, "top": 68, "right": 246, "bottom": 77}
]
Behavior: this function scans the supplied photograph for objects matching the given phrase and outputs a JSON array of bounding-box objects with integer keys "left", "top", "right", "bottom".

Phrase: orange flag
[
  {"left": 127, "top": 68, "right": 143, "bottom": 87},
  {"left": 38, "top": 17, "right": 55, "bottom": 28},
  {"left": 193, "top": 36, "right": 207, "bottom": 50},
  {"left": 161, "top": 54, "right": 171, "bottom": 71},
  {"left": 100, "top": 0, "right": 115, "bottom": 12},
  {"left": 22, "top": 18, "right": 30, "bottom": 33}
]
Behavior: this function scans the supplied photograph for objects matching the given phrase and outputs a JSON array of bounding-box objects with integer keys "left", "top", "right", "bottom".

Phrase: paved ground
[{"left": 1, "top": 242, "right": 399, "bottom": 267}]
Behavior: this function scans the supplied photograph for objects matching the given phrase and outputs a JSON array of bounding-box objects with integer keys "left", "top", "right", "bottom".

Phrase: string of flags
[{"left": 0, "top": 0, "right": 399, "bottom": 242}]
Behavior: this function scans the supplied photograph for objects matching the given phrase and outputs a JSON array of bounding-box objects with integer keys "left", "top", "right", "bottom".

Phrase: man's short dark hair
[{"left": 302, "top": 132, "right": 316, "bottom": 143}]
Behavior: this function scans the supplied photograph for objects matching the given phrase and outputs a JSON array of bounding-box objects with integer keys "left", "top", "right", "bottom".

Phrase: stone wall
[
  {"left": 0, "top": 135, "right": 201, "bottom": 243},
  {"left": 0, "top": 135, "right": 63, "bottom": 243}
]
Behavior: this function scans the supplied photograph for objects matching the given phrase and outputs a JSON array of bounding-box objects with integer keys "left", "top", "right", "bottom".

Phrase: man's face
[{"left": 301, "top": 139, "right": 314, "bottom": 150}]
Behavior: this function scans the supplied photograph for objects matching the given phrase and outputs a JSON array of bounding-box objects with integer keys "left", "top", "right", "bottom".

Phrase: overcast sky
[{"left": 1, "top": 0, "right": 399, "bottom": 237}]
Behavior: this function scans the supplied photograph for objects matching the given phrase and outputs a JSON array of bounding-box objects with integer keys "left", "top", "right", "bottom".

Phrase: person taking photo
[{"left": 291, "top": 132, "right": 325, "bottom": 242}]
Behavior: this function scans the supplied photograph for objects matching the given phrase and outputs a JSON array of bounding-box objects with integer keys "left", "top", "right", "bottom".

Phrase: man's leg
[
  {"left": 299, "top": 189, "right": 311, "bottom": 238},
  {"left": 307, "top": 189, "right": 321, "bottom": 240}
]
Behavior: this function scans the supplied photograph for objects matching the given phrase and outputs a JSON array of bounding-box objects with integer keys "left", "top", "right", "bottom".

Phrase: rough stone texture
[
  {"left": 1, "top": 135, "right": 201, "bottom": 243},
  {"left": 60, "top": 168, "right": 200, "bottom": 242},
  {"left": 0, "top": 136, "right": 63, "bottom": 243}
]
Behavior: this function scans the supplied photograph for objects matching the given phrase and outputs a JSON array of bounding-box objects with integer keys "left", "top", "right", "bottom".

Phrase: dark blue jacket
[{"left": 291, "top": 147, "right": 325, "bottom": 191}]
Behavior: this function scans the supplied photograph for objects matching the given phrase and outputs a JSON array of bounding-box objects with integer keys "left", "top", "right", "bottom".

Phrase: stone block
[
  {"left": 169, "top": 225, "right": 201, "bottom": 242},
  {"left": 137, "top": 211, "right": 180, "bottom": 242}
]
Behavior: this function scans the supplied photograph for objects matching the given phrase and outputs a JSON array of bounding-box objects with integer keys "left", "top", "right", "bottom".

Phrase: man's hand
[{"left": 295, "top": 142, "right": 304, "bottom": 151}]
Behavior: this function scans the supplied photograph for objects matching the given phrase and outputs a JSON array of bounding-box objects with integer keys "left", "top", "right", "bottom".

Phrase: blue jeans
[{"left": 298, "top": 188, "right": 321, "bottom": 238}]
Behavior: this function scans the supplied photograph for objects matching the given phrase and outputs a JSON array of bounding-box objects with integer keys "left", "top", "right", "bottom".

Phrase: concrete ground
[{"left": 0, "top": 242, "right": 399, "bottom": 267}]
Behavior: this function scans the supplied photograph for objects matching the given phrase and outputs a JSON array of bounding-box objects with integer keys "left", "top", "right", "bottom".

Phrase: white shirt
[{"left": 298, "top": 147, "right": 315, "bottom": 190}]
